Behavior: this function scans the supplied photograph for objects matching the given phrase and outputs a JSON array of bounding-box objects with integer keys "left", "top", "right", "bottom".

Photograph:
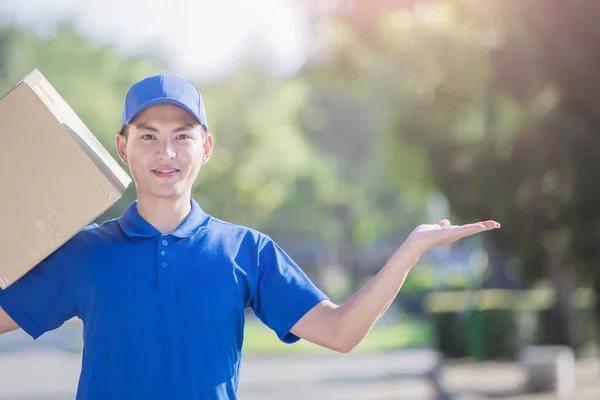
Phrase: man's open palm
[{"left": 407, "top": 219, "right": 500, "bottom": 254}]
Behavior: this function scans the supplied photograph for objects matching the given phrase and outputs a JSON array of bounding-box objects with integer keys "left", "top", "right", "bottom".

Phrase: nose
[{"left": 156, "top": 138, "right": 176, "bottom": 160}]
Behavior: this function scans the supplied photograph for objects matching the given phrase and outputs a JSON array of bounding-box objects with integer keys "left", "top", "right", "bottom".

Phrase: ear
[
  {"left": 116, "top": 133, "right": 129, "bottom": 166},
  {"left": 201, "top": 133, "right": 213, "bottom": 166}
]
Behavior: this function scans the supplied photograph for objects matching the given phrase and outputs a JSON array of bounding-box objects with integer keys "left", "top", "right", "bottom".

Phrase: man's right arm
[{"left": 0, "top": 306, "right": 20, "bottom": 334}]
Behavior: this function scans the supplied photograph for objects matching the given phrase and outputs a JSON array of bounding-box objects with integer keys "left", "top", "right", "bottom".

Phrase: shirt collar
[{"left": 118, "top": 198, "right": 210, "bottom": 238}]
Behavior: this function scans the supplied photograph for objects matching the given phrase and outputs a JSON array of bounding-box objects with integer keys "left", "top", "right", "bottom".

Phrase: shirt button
[
  {"left": 161, "top": 262, "right": 169, "bottom": 269},
  {"left": 162, "top": 240, "right": 168, "bottom": 246},
  {"left": 160, "top": 251, "right": 166, "bottom": 256}
]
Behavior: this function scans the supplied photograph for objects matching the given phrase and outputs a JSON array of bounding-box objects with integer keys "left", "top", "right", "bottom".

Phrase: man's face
[{"left": 116, "top": 104, "right": 213, "bottom": 201}]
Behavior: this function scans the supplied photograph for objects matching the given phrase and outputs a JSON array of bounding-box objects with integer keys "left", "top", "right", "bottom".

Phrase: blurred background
[{"left": 2, "top": 0, "right": 600, "bottom": 399}]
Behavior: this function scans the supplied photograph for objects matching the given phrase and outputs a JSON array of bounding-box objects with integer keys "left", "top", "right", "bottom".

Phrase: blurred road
[
  {"left": 0, "top": 348, "right": 442, "bottom": 400},
  {"left": 1, "top": 325, "right": 599, "bottom": 400}
]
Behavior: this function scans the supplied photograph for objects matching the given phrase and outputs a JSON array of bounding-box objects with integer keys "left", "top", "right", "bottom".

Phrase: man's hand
[{"left": 405, "top": 219, "right": 500, "bottom": 256}]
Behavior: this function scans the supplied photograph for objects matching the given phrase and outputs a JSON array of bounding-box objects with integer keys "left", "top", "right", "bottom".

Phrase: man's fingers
[
  {"left": 456, "top": 221, "right": 500, "bottom": 231},
  {"left": 437, "top": 219, "right": 451, "bottom": 228},
  {"left": 477, "top": 220, "right": 501, "bottom": 229},
  {"left": 436, "top": 219, "right": 500, "bottom": 230},
  {"left": 454, "top": 221, "right": 500, "bottom": 238},
  {"left": 430, "top": 219, "right": 501, "bottom": 245}
]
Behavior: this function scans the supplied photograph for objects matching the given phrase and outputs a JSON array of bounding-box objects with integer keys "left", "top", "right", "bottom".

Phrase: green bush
[
  {"left": 431, "top": 308, "right": 533, "bottom": 360},
  {"left": 431, "top": 311, "right": 469, "bottom": 358},
  {"left": 426, "top": 287, "right": 597, "bottom": 360},
  {"left": 534, "top": 307, "right": 598, "bottom": 352}
]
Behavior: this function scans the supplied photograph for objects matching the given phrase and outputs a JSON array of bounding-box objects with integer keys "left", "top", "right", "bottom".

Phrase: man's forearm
[{"left": 331, "top": 242, "right": 421, "bottom": 351}]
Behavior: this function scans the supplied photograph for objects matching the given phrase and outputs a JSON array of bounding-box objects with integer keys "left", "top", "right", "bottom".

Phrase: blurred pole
[
  {"left": 465, "top": 81, "right": 495, "bottom": 361},
  {"left": 465, "top": 245, "right": 488, "bottom": 361}
]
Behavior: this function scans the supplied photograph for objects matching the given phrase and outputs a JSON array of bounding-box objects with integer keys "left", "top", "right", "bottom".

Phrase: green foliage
[
  {"left": 190, "top": 69, "right": 339, "bottom": 230},
  {"left": 426, "top": 287, "right": 598, "bottom": 359}
]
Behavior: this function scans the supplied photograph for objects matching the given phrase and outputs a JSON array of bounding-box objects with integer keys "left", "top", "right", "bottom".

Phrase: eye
[
  {"left": 176, "top": 134, "right": 192, "bottom": 140},
  {"left": 140, "top": 134, "right": 155, "bottom": 140}
]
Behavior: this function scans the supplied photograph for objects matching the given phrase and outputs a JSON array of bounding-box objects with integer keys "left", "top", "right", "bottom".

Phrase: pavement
[
  {"left": 1, "top": 324, "right": 600, "bottom": 399},
  {"left": 0, "top": 347, "right": 443, "bottom": 400}
]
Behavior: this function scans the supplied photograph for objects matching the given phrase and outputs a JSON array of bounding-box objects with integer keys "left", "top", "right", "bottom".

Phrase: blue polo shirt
[{"left": 0, "top": 199, "right": 328, "bottom": 399}]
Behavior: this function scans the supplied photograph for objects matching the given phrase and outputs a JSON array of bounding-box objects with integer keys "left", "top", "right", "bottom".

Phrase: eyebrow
[{"left": 136, "top": 123, "right": 198, "bottom": 133}]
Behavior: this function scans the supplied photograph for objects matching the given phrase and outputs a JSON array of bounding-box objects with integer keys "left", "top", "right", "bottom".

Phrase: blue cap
[{"left": 121, "top": 74, "right": 208, "bottom": 131}]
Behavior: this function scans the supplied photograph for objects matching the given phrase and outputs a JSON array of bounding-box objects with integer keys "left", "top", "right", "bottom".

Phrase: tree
[
  {"left": 502, "top": 0, "right": 600, "bottom": 346},
  {"left": 189, "top": 68, "right": 337, "bottom": 231},
  {"left": 310, "top": 0, "right": 600, "bottom": 349}
]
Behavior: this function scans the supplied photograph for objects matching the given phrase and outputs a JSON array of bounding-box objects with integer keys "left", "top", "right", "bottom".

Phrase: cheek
[
  {"left": 178, "top": 145, "right": 204, "bottom": 170},
  {"left": 125, "top": 147, "right": 151, "bottom": 174}
]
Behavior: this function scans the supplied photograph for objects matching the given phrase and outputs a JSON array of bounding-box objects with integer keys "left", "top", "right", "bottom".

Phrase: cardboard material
[{"left": 0, "top": 69, "right": 131, "bottom": 289}]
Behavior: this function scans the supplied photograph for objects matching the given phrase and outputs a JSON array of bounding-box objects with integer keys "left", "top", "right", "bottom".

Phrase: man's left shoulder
[{"left": 205, "top": 217, "right": 267, "bottom": 246}]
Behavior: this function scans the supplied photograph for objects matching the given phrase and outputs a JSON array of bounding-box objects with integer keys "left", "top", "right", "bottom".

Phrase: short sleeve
[
  {"left": 0, "top": 245, "right": 77, "bottom": 339},
  {"left": 251, "top": 236, "right": 328, "bottom": 344}
]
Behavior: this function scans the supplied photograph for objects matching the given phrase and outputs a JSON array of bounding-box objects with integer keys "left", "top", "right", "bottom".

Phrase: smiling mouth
[{"left": 152, "top": 168, "right": 181, "bottom": 178}]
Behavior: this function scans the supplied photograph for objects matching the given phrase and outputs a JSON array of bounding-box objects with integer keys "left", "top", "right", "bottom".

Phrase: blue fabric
[
  {"left": 0, "top": 199, "right": 328, "bottom": 399},
  {"left": 121, "top": 74, "right": 209, "bottom": 131}
]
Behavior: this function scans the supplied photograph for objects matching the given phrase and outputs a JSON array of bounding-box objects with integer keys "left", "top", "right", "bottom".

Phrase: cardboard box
[{"left": 0, "top": 69, "right": 131, "bottom": 289}]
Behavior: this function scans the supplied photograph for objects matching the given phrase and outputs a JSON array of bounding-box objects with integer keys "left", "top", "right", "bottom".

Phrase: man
[{"left": 0, "top": 74, "right": 500, "bottom": 399}]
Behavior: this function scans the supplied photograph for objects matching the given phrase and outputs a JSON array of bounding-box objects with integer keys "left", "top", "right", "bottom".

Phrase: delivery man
[{"left": 0, "top": 74, "right": 500, "bottom": 399}]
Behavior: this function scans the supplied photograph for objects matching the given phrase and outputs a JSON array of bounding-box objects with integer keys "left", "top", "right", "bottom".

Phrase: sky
[{"left": 0, "top": 0, "right": 314, "bottom": 82}]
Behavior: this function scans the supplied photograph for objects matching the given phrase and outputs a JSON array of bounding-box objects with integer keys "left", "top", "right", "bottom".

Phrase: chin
[
  {"left": 153, "top": 190, "right": 185, "bottom": 199},
  {"left": 136, "top": 180, "right": 190, "bottom": 200}
]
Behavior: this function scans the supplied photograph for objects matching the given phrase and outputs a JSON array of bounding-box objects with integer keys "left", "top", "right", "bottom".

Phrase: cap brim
[{"left": 124, "top": 97, "right": 203, "bottom": 127}]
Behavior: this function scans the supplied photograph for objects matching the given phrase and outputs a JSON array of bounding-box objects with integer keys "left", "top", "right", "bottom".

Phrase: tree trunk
[
  {"left": 483, "top": 239, "right": 517, "bottom": 289},
  {"left": 544, "top": 235, "right": 582, "bottom": 351},
  {"left": 590, "top": 273, "right": 600, "bottom": 351}
]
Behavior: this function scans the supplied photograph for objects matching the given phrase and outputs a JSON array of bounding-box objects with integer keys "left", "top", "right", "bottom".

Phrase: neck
[{"left": 135, "top": 193, "right": 192, "bottom": 234}]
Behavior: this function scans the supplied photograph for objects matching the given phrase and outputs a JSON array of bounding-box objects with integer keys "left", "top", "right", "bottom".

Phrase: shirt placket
[{"left": 157, "top": 235, "right": 172, "bottom": 294}]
